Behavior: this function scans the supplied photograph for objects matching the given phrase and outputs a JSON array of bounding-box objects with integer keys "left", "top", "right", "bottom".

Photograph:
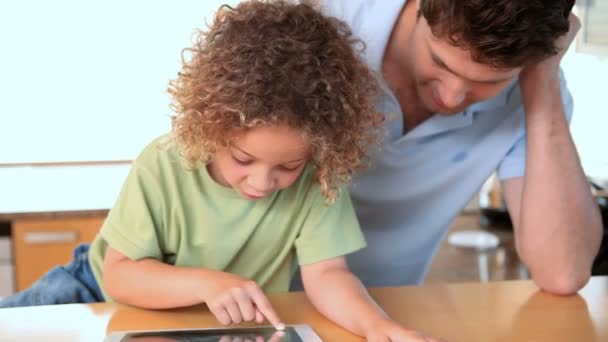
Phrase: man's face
[{"left": 408, "top": 15, "right": 522, "bottom": 115}]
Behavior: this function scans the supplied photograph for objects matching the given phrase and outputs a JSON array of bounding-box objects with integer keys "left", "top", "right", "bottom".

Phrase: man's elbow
[{"left": 530, "top": 269, "right": 591, "bottom": 296}]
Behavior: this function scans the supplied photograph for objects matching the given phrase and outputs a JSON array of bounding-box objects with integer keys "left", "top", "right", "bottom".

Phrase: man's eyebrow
[{"left": 428, "top": 46, "right": 513, "bottom": 84}]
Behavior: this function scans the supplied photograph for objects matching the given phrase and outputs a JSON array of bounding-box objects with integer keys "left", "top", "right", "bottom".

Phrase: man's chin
[
  {"left": 424, "top": 99, "right": 466, "bottom": 115},
  {"left": 436, "top": 108, "right": 465, "bottom": 115},
  {"left": 420, "top": 90, "right": 467, "bottom": 115}
]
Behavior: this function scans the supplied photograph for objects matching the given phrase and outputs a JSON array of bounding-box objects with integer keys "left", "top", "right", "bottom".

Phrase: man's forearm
[{"left": 518, "top": 74, "right": 602, "bottom": 294}]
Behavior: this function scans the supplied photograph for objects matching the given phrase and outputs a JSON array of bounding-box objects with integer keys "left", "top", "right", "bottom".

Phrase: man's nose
[{"left": 439, "top": 77, "right": 467, "bottom": 109}]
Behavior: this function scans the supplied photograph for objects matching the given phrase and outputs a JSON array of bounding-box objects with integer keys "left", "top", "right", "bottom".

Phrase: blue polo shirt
[{"left": 320, "top": 0, "right": 574, "bottom": 286}]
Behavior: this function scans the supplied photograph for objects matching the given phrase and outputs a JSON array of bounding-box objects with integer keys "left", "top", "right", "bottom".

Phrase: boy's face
[
  {"left": 208, "top": 125, "right": 310, "bottom": 200},
  {"left": 407, "top": 11, "right": 522, "bottom": 115}
]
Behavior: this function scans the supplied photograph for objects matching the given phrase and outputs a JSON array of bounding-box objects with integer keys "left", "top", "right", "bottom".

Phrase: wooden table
[{"left": 1, "top": 277, "right": 606, "bottom": 342}]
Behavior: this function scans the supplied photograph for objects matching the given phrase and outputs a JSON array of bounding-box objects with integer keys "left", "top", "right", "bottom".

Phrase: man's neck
[{"left": 381, "top": 0, "right": 433, "bottom": 133}]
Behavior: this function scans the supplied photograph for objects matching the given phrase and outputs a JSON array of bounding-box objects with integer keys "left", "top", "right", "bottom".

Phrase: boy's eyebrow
[
  {"left": 428, "top": 45, "right": 512, "bottom": 84},
  {"left": 283, "top": 157, "right": 308, "bottom": 165},
  {"left": 233, "top": 147, "right": 308, "bottom": 164},
  {"left": 234, "top": 147, "right": 254, "bottom": 158}
]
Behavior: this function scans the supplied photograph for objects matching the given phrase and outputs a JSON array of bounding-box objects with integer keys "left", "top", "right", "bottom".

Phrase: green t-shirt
[{"left": 88, "top": 137, "right": 365, "bottom": 300}]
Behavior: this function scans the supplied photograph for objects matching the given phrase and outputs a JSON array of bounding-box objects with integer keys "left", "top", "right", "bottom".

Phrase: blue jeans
[{"left": 0, "top": 244, "right": 103, "bottom": 308}]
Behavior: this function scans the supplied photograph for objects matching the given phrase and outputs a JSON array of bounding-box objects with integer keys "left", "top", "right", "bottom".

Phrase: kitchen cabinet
[
  {"left": 12, "top": 214, "right": 106, "bottom": 291},
  {"left": 0, "top": 163, "right": 128, "bottom": 294}
]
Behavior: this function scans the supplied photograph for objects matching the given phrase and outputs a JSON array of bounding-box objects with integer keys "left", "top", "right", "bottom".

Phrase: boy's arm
[
  {"left": 301, "top": 256, "right": 441, "bottom": 342},
  {"left": 103, "top": 246, "right": 283, "bottom": 328},
  {"left": 103, "top": 245, "right": 215, "bottom": 308}
]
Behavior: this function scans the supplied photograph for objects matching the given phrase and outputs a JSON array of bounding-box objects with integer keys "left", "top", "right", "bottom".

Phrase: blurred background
[{"left": 0, "top": 1, "right": 607, "bottom": 297}]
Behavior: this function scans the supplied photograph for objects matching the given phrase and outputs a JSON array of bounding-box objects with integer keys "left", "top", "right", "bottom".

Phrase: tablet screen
[{"left": 120, "top": 326, "right": 303, "bottom": 341}]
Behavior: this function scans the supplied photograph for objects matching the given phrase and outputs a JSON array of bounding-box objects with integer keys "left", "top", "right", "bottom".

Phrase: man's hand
[
  {"left": 519, "top": 14, "right": 580, "bottom": 97},
  {"left": 199, "top": 270, "right": 284, "bottom": 330}
]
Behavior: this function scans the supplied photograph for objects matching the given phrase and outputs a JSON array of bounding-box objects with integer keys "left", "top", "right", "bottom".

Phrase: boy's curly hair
[
  {"left": 169, "top": 0, "right": 381, "bottom": 203},
  {"left": 420, "top": 0, "right": 574, "bottom": 68}
]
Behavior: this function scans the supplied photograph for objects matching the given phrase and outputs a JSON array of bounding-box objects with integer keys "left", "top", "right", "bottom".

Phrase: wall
[{"left": 0, "top": 0, "right": 236, "bottom": 164}]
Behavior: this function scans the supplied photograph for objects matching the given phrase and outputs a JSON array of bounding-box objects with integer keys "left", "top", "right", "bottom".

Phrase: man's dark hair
[{"left": 420, "top": 0, "right": 575, "bottom": 68}]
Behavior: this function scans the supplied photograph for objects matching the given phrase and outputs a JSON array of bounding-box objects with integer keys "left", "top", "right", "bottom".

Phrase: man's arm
[{"left": 502, "top": 15, "right": 602, "bottom": 295}]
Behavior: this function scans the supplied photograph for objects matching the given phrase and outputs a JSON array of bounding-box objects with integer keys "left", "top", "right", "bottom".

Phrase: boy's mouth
[{"left": 242, "top": 190, "right": 266, "bottom": 199}]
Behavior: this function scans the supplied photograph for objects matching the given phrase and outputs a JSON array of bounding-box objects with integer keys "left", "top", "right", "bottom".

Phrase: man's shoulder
[
  {"left": 319, "top": 0, "right": 405, "bottom": 27},
  {"left": 319, "top": 0, "right": 407, "bottom": 71}
]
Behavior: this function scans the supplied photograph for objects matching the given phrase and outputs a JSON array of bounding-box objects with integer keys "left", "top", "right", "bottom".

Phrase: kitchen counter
[{"left": 1, "top": 276, "right": 606, "bottom": 342}]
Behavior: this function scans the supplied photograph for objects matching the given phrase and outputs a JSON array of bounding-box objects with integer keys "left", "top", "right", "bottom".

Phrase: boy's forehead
[{"left": 232, "top": 125, "right": 310, "bottom": 161}]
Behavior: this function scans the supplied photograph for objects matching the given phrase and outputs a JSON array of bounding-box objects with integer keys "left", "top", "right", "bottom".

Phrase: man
[{"left": 316, "top": 0, "right": 602, "bottom": 295}]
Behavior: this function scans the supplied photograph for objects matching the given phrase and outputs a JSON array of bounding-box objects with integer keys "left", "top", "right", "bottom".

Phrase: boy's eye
[
  {"left": 232, "top": 155, "right": 253, "bottom": 165},
  {"left": 280, "top": 164, "right": 302, "bottom": 172}
]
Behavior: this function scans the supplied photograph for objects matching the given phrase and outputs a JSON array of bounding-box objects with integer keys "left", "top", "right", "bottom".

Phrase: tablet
[{"left": 104, "top": 324, "right": 323, "bottom": 342}]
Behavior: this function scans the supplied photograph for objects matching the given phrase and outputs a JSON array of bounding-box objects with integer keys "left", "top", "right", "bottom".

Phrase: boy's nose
[{"left": 248, "top": 172, "right": 274, "bottom": 194}]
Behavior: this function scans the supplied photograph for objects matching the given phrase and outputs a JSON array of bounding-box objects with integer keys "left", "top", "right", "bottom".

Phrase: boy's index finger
[{"left": 246, "top": 285, "right": 285, "bottom": 330}]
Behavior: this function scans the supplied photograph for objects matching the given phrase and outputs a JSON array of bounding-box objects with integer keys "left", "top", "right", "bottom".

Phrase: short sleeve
[
  {"left": 294, "top": 187, "right": 366, "bottom": 265},
  {"left": 100, "top": 162, "right": 165, "bottom": 261},
  {"left": 497, "top": 69, "right": 574, "bottom": 180}
]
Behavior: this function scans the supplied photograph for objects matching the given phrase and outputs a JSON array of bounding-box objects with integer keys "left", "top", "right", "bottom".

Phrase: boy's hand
[
  {"left": 364, "top": 318, "right": 446, "bottom": 342},
  {"left": 199, "top": 270, "right": 285, "bottom": 330}
]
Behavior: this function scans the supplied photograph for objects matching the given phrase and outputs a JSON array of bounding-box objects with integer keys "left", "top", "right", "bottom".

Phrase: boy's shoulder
[
  {"left": 134, "top": 134, "right": 184, "bottom": 167},
  {"left": 129, "top": 134, "right": 195, "bottom": 183}
]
